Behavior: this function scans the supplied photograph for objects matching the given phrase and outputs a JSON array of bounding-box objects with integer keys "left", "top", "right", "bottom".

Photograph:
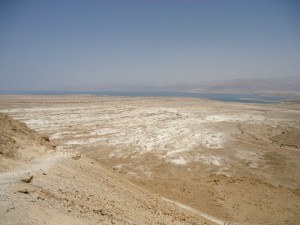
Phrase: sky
[{"left": 0, "top": 0, "right": 299, "bottom": 91}]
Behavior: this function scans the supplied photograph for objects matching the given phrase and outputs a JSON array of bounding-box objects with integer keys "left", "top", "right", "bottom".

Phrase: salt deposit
[
  {"left": 169, "top": 157, "right": 188, "bottom": 165},
  {"left": 2, "top": 97, "right": 296, "bottom": 177}
]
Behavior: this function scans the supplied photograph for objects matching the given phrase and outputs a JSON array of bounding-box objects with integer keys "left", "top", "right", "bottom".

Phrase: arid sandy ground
[
  {"left": 1, "top": 95, "right": 300, "bottom": 224},
  {"left": 0, "top": 112, "right": 208, "bottom": 225}
]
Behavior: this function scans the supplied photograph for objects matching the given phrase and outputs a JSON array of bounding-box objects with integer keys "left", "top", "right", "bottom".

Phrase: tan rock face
[{"left": 0, "top": 95, "right": 300, "bottom": 225}]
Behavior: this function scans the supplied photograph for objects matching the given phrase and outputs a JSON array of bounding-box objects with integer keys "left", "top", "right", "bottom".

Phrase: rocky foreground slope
[{"left": 0, "top": 113, "right": 211, "bottom": 225}]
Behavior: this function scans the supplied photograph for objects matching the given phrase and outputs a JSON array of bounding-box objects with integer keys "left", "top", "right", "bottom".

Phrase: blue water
[
  {"left": 96, "top": 91, "right": 288, "bottom": 104},
  {"left": 9, "top": 90, "right": 295, "bottom": 104}
]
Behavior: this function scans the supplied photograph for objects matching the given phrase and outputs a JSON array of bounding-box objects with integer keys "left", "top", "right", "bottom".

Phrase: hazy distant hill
[
  {"left": 5, "top": 77, "right": 299, "bottom": 96},
  {"left": 165, "top": 77, "right": 300, "bottom": 95}
]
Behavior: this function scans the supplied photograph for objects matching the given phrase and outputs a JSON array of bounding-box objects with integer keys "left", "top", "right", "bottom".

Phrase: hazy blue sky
[{"left": 0, "top": 0, "right": 299, "bottom": 91}]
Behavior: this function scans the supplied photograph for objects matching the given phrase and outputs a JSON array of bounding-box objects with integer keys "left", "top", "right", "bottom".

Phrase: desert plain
[{"left": 0, "top": 95, "right": 300, "bottom": 225}]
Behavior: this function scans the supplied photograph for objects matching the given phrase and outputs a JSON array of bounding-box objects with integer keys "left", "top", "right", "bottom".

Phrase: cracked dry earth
[{"left": 1, "top": 95, "right": 300, "bottom": 225}]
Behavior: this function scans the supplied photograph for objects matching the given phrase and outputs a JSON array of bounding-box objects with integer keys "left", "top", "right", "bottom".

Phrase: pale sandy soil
[
  {"left": 0, "top": 112, "right": 212, "bottom": 225},
  {"left": 1, "top": 95, "right": 300, "bottom": 224}
]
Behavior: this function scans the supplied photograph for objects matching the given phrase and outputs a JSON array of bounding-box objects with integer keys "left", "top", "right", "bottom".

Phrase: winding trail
[
  {"left": 0, "top": 151, "right": 65, "bottom": 185},
  {"left": 1, "top": 150, "right": 235, "bottom": 225},
  {"left": 162, "top": 197, "right": 236, "bottom": 225}
]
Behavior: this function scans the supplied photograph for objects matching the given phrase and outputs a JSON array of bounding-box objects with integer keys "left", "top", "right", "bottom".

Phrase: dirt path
[
  {"left": 0, "top": 151, "right": 65, "bottom": 185},
  {"left": 162, "top": 197, "right": 234, "bottom": 225},
  {"left": 1, "top": 151, "right": 216, "bottom": 225}
]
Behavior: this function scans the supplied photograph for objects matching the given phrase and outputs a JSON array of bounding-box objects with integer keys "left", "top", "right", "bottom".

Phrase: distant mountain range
[
  {"left": 162, "top": 77, "right": 300, "bottom": 96},
  {"left": 78, "top": 77, "right": 300, "bottom": 96},
  {"left": 1, "top": 77, "right": 299, "bottom": 96}
]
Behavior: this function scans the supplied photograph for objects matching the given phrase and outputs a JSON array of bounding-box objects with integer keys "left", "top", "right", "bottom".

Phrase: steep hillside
[
  {"left": 0, "top": 113, "right": 55, "bottom": 171},
  {"left": 0, "top": 113, "right": 210, "bottom": 225}
]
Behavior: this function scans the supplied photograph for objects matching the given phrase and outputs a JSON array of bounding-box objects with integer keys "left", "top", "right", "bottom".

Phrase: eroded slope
[{"left": 0, "top": 113, "right": 210, "bottom": 225}]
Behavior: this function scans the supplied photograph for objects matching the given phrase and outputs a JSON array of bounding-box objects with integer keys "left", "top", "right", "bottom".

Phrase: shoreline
[{"left": 1, "top": 91, "right": 298, "bottom": 104}]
